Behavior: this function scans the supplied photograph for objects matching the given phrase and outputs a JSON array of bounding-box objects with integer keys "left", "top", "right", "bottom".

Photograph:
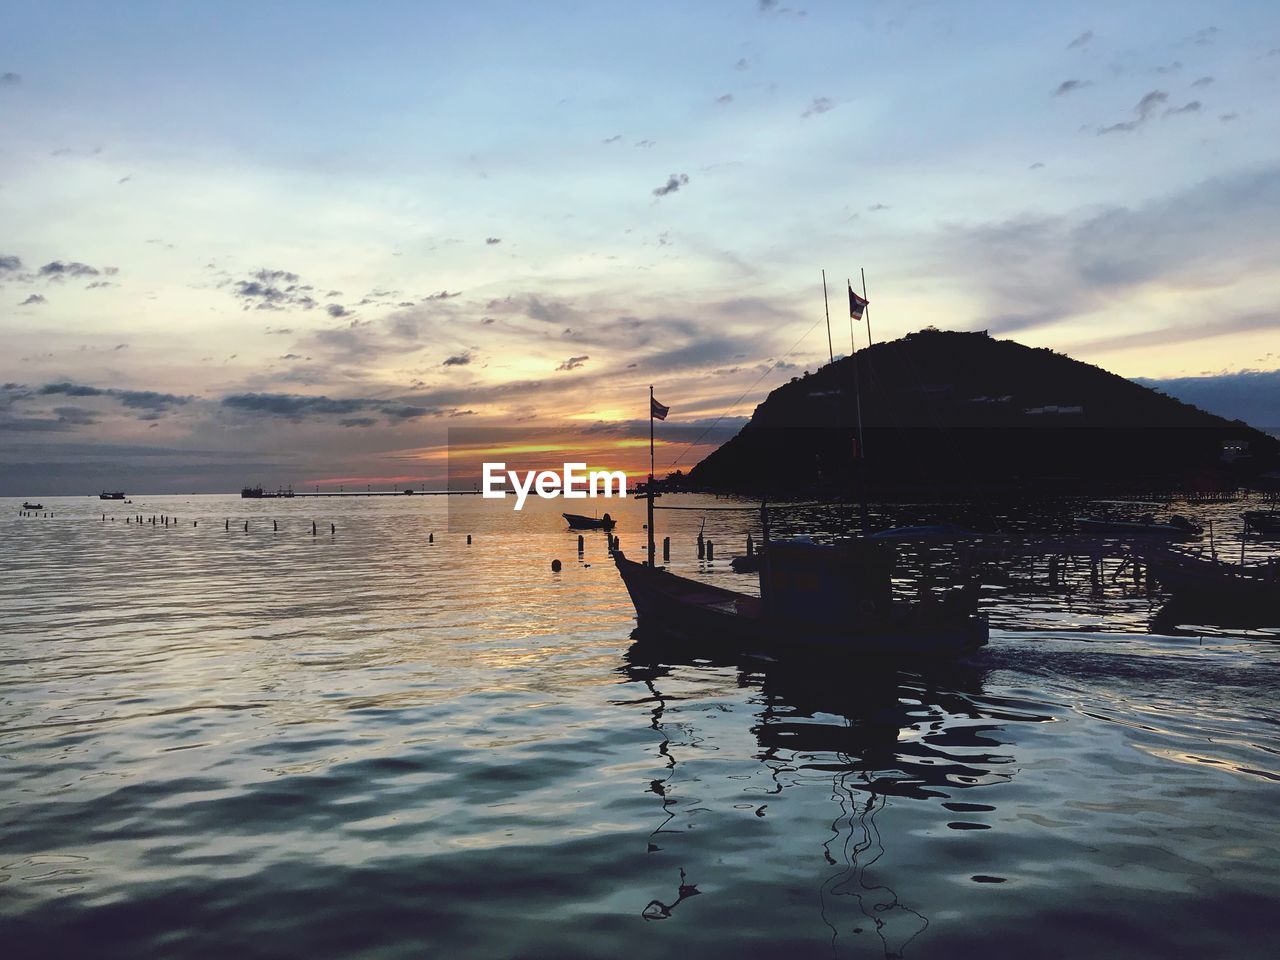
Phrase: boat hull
[
  {"left": 614, "top": 552, "right": 987, "bottom": 659},
  {"left": 564, "top": 513, "right": 616, "bottom": 530}
]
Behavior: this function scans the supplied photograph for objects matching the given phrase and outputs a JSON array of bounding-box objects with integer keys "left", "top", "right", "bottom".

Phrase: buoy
[
  {"left": 551, "top": 559, "right": 562, "bottom": 572},
  {"left": 428, "top": 532, "right": 434, "bottom": 543}
]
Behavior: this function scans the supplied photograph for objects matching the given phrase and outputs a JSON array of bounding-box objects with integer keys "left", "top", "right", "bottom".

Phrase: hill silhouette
[{"left": 686, "top": 330, "right": 1278, "bottom": 497}]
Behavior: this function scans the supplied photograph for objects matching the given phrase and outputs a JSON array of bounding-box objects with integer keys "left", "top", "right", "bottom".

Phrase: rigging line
[{"left": 665, "top": 313, "right": 829, "bottom": 470}]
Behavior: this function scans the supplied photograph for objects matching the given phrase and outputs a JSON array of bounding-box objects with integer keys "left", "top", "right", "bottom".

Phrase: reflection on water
[{"left": 1, "top": 493, "right": 1279, "bottom": 958}]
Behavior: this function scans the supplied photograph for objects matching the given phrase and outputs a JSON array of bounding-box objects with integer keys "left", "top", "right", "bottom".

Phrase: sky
[{"left": 3, "top": 0, "right": 1279, "bottom": 494}]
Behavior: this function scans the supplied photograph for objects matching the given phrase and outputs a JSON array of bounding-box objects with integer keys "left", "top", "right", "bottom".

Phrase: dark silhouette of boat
[
  {"left": 22, "top": 501, "right": 42, "bottom": 510},
  {"left": 1139, "top": 543, "right": 1280, "bottom": 613},
  {"left": 614, "top": 535, "right": 987, "bottom": 659},
  {"left": 564, "top": 512, "right": 615, "bottom": 530},
  {"left": 1244, "top": 510, "right": 1280, "bottom": 537},
  {"left": 1075, "top": 514, "right": 1201, "bottom": 539},
  {"left": 100, "top": 491, "right": 126, "bottom": 500}
]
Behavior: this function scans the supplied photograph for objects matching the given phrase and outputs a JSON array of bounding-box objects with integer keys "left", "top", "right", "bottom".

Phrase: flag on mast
[
  {"left": 848, "top": 285, "right": 869, "bottom": 321},
  {"left": 650, "top": 396, "right": 669, "bottom": 420}
]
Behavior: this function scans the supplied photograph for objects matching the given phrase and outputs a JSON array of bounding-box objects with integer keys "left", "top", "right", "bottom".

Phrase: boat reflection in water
[{"left": 619, "top": 635, "right": 1053, "bottom": 958}]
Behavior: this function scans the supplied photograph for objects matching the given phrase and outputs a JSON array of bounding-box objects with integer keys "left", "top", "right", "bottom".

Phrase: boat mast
[
  {"left": 648, "top": 384, "right": 657, "bottom": 566},
  {"left": 822, "top": 269, "right": 833, "bottom": 364}
]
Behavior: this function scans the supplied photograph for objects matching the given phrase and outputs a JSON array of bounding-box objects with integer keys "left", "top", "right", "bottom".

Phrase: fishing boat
[
  {"left": 564, "top": 512, "right": 616, "bottom": 531},
  {"left": 1244, "top": 510, "right": 1280, "bottom": 537},
  {"left": 614, "top": 535, "right": 987, "bottom": 659},
  {"left": 22, "top": 501, "right": 43, "bottom": 510},
  {"left": 100, "top": 491, "right": 126, "bottom": 500},
  {"left": 1138, "top": 543, "right": 1280, "bottom": 611},
  {"left": 1075, "top": 514, "right": 1201, "bottom": 539}
]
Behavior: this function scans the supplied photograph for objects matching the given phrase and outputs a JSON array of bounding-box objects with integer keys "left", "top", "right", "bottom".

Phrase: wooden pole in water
[
  {"left": 578, "top": 534, "right": 584, "bottom": 554},
  {"left": 663, "top": 537, "right": 670, "bottom": 562},
  {"left": 706, "top": 540, "right": 714, "bottom": 562}
]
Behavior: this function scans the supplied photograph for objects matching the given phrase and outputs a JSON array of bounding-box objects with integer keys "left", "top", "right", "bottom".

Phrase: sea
[{"left": 2, "top": 492, "right": 1278, "bottom": 959}]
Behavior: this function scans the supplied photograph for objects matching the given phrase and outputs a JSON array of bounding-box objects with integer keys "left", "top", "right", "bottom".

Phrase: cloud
[
  {"left": 1097, "top": 90, "right": 1168, "bottom": 134},
  {"left": 601, "top": 134, "right": 622, "bottom": 144},
  {"left": 51, "top": 406, "right": 100, "bottom": 426},
  {"left": 734, "top": 57, "right": 750, "bottom": 70},
  {"left": 1029, "top": 161, "right": 1046, "bottom": 170},
  {"left": 1191, "top": 76, "right": 1214, "bottom": 88},
  {"left": 1073, "top": 312, "right": 1279, "bottom": 355},
  {"left": 442, "top": 353, "right": 472, "bottom": 366},
  {"left": 485, "top": 237, "right": 502, "bottom": 245},
  {"left": 867, "top": 203, "right": 890, "bottom": 212},
  {"left": 0, "top": 72, "right": 18, "bottom": 85},
  {"left": 338, "top": 417, "right": 378, "bottom": 428},
  {"left": 37, "top": 381, "right": 191, "bottom": 412},
  {"left": 1185, "top": 26, "right": 1218, "bottom": 46},
  {"left": 715, "top": 93, "right": 734, "bottom": 104},
  {"left": 326, "top": 303, "right": 349, "bottom": 318},
  {"left": 0, "top": 254, "right": 21, "bottom": 273},
  {"left": 1053, "top": 79, "right": 1090, "bottom": 97},
  {"left": 801, "top": 96, "right": 834, "bottom": 118},
  {"left": 19, "top": 294, "right": 46, "bottom": 305},
  {"left": 423, "top": 290, "right": 461, "bottom": 300},
  {"left": 231, "top": 268, "right": 316, "bottom": 310},
  {"left": 939, "top": 165, "right": 1280, "bottom": 339},
  {"left": 556, "top": 355, "right": 590, "bottom": 371},
  {"left": 1067, "top": 30, "right": 1093, "bottom": 49},
  {"left": 39, "top": 260, "right": 100, "bottom": 279},
  {"left": 652, "top": 173, "right": 690, "bottom": 197},
  {"left": 221, "top": 392, "right": 441, "bottom": 423},
  {"left": 1220, "top": 112, "right": 1238, "bottom": 123},
  {"left": 1164, "top": 100, "right": 1201, "bottom": 117}
]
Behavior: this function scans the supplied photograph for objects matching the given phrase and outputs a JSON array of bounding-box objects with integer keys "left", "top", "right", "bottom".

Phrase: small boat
[
  {"left": 1076, "top": 514, "right": 1201, "bottom": 540},
  {"left": 614, "top": 537, "right": 987, "bottom": 659},
  {"left": 22, "top": 501, "right": 43, "bottom": 510},
  {"left": 564, "top": 512, "right": 616, "bottom": 531},
  {"left": 1139, "top": 543, "right": 1280, "bottom": 611},
  {"left": 100, "top": 491, "right": 126, "bottom": 500},
  {"left": 1244, "top": 510, "right": 1280, "bottom": 537}
]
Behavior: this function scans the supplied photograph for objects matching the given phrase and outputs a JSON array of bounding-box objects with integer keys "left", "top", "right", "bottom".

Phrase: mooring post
[
  {"left": 273, "top": 520, "right": 278, "bottom": 532},
  {"left": 551, "top": 559, "right": 562, "bottom": 572},
  {"left": 467, "top": 534, "right": 472, "bottom": 545},
  {"left": 244, "top": 521, "right": 249, "bottom": 533},
  {"left": 578, "top": 534, "right": 584, "bottom": 554},
  {"left": 663, "top": 537, "right": 670, "bottom": 562},
  {"left": 428, "top": 532, "right": 433, "bottom": 543},
  {"left": 697, "top": 534, "right": 705, "bottom": 559},
  {"left": 746, "top": 533, "right": 754, "bottom": 556},
  {"left": 330, "top": 523, "right": 335, "bottom": 535},
  {"left": 707, "top": 540, "right": 714, "bottom": 562},
  {"left": 225, "top": 519, "right": 229, "bottom": 530},
  {"left": 312, "top": 521, "right": 317, "bottom": 536}
]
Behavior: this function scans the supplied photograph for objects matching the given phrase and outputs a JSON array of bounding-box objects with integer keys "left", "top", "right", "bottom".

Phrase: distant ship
[
  {"left": 241, "top": 485, "right": 294, "bottom": 499},
  {"left": 100, "top": 491, "right": 126, "bottom": 500}
]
